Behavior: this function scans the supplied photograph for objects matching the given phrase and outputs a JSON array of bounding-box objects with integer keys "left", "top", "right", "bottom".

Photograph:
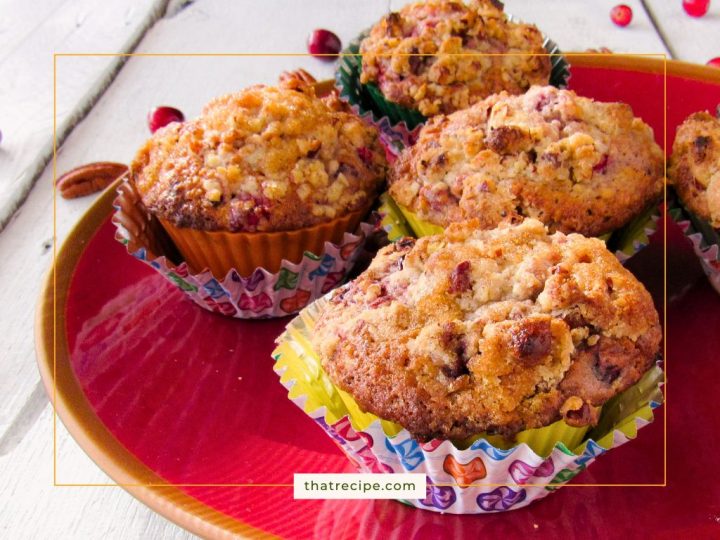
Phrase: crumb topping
[
  {"left": 359, "top": 0, "right": 551, "bottom": 116},
  {"left": 670, "top": 111, "right": 720, "bottom": 227},
  {"left": 390, "top": 85, "right": 664, "bottom": 236},
  {"left": 312, "top": 219, "right": 661, "bottom": 440},
  {"left": 131, "top": 85, "right": 387, "bottom": 232}
]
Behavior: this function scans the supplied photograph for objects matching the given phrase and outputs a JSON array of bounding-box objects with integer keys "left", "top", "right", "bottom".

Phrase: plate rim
[
  {"left": 35, "top": 55, "right": 719, "bottom": 538},
  {"left": 35, "top": 180, "right": 274, "bottom": 539}
]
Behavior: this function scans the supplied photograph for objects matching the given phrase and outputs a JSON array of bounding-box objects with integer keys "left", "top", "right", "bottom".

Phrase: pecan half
[
  {"left": 278, "top": 68, "right": 317, "bottom": 91},
  {"left": 56, "top": 162, "right": 128, "bottom": 199}
]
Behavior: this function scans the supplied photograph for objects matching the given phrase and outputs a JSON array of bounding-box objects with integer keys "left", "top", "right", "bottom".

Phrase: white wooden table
[{"left": 1, "top": 1, "right": 717, "bottom": 537}]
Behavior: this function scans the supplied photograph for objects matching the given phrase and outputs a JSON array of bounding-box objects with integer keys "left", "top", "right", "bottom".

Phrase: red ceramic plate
[{"left": 37, "top": 56, "right": 720, "bottom": 539}]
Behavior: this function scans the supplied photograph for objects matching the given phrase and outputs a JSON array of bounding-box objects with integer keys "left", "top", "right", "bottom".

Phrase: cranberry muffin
[
  {"left": 311, "top": 219, "right": 661, "bottom": 441},
  {"left": 390, "top": 85, "right": 664, "bottom": 237},
  {"left": 129, "top": 83, "right": 387, "bottom": 277},
  {"left": 132, "top": 85, "right": 386, "bottom": 233},
  {"left": 669, "top": 111, "right": 720, "bottom": 228},
  {"left": 359, "top": 0, "right": 551, "bottom": 117}
]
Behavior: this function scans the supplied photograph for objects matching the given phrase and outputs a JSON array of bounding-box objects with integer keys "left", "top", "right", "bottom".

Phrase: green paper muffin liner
[
  {"left": 378, "top": 192, "right": 660, "bottom": 264},
  {"left": 668, "top": 194, "right": 720, "bottom": 294},
  {"left": 273, "top": 295, "right": 663, "bottom": 514},
  {"left": 335, "top": 19, "right": 570, "bottom": 157}
]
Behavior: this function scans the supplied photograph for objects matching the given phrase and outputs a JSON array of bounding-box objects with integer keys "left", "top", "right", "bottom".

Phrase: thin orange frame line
[{"left": 51, "top": 51, "right": 668, "bottom": 490}]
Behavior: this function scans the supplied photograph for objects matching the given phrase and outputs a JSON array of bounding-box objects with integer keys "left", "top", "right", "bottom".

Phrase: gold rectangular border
[{"left": 52, "top": 52, "right": 668, "bottom": 489}]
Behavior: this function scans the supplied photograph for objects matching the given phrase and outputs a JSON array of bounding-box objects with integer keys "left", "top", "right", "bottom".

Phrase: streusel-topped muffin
[
  {"left": 359, "top": 0, "right": 550, "bottom": 117},
  {"left": 312, "top": 219, "right": 661, "bottom": 441},
  {"left": 131, "top": 85, "right": 386, "bottom": 233},
  {"left": 670, "top": 111, "right": 720, "bottom": 228},
  {"left": 390, "top": 85, "right": 664, "bottom": 236}
]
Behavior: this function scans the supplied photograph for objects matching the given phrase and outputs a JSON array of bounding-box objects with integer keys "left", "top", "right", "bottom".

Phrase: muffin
[
  {"left": 359, "top": 0, "right": 551, "bottom": 118},
  {"left": 311, "top": 219, "right": 661, "bottom": 441},
  {"left": 274, "top": 218, "right": 663, "bottom": 513},
  {"left": 129, "top": 83, "right": 387, "bottom": 278},
  {"left": 669, "top": 110, "right": 720, "bottom": 293},
  {"left": 389, "top": 85, "right": 664, "bottom": 238},
  {"left": 669, "top": 111, "right": 720, "bottom": 228}
]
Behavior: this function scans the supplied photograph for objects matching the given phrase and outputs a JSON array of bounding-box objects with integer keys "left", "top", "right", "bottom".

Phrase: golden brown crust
[
  {"left": 359, "top": 0, "right": 550, "bottom": 116},
  {"left": 669, "top": 111, "right": 720, "bottom": 228},
  {"left": 130, "top": 85, "right": 387, "bottom": 232},
  {"left": 389, "top": 85, "right": 664, "bottom": 236},
  {"left": 312, "top": 219, "right": 661, "bottom": 441}
]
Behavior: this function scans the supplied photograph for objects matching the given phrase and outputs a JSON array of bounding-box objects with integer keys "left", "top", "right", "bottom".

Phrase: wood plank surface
[
  {"left": 0, "top": 0, "right": 703, "bottom": 537},
  {"left": 0, "top": 0, "right": 168, "bottom": 231},
  {"left": 644, "top": 0, "right": 720, "bottom": 62}
]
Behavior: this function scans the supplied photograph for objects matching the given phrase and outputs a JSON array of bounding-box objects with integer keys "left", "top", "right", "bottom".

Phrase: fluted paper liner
[
  {"left": 273, "top": 295, "right": 663, "bottom": 514},
  {"left": 112, "top": 180, "right": 375, "bottom": 318},
  {"left": 158, "top": 205, "right": 369, "bottom": 278},
  {"left": 379, "top": 193, "right": 660, "bottom": 264},
  {"left": 335, "top": 19, "right": 570, "bottom": 158},
  {"left": 669, "top": 195, "right": 720, "bottom": 294}
]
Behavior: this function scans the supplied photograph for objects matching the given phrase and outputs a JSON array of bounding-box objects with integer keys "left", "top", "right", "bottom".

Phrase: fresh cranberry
[
  {"left": 147, "top": 106, "right": 184, "bottom": 134},
  {"left": 683, "top": 0, "right": 710, "bottom": 17},
  {"left": 610, "top": 4, "right": 633, "bottom": 27},
  {"left": 307, "top": 29, "right": 341, "bottom": 60},
  {"left": 707, "top": 57, "right": 720, "bottom": 68}
]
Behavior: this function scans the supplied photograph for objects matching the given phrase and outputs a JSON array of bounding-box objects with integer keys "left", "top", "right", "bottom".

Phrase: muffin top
[
  {"left": 390, "top": 85, "right": 664, "bottom": 236},
  {"left": 359, "top": 0, "right": 550, "bottom": 116},
  {"left": 131, "top": 85, "right": 387, "bottom": 232},
  {"left": 670, "top": 111, "right": 720, "bottom": 228},
  {"left": 312, "top": 219, "right": 661, "bottom": 441}
]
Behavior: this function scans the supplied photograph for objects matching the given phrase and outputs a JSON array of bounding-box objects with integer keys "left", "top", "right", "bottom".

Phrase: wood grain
[
  {"left": 0, "top": 0, "right": 168, "bottom": 232},
  {"left": 644, "top": 0, "right": 720, "bottom": 62},
  {"left": 0, "top": 0, "right": 702, "bottom": 537}
]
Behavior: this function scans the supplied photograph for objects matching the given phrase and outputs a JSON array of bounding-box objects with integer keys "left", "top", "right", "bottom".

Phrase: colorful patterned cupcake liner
[
  {"left": 111, "top": 180, "right": 377, "bottom": 318},
  {"left": 273, "top": 295, "right": 664, "bottom": 514},
  {"left": 335, "top": 21, "right": 570, "bottom": 158},
  {"left": 668, "top": 194, "right": 720, "bottom": 294},
  {"left": 378, "top": 192, "right": 660, "bottom": 264}
]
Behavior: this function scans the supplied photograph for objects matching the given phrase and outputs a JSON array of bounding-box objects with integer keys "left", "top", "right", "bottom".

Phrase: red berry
[
  {"left": 707, "top": 57, "right": 720, "bottom": 68},
  {"left": 610, "top": 4, "right": 633, "bottom": 27},
  {"left": 147, "top": 106, "right": 184, "bottom": 134},
  {"left": 307, "top": 29, "right": 341, "bottom": 60},
  {"left": 683, "top": 0, "right": 710, "bottom": 17},
  {"left": 356, "top": 146, "right": 373, "bottom": 165}
]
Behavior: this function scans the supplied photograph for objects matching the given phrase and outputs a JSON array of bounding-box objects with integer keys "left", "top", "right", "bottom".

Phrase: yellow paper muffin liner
[
  {"left": 379, "top": 193, "right": 660, "bottom": 263},
  {"left": 273, "top": 294, "right": 663, "bottom": 513}
]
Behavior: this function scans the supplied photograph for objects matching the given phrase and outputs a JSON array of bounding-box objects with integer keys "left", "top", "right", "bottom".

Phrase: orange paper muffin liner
[
  {"left": 113, "top": 180, "right": 379, "bottom": 318},
  {"left": 158, "top": 206, "right": 369, "bottom": 278}
]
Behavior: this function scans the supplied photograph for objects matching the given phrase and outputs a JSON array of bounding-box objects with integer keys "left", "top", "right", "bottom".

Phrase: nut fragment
[
  {"left": 278, "top": 68, "right": 317, "bottom": 91},
  {"left": 560, "top": 396, "right": 600, "bottom": 427},
  {"left": 56, "top": 162, "right": 128, "bottom": 199}
]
